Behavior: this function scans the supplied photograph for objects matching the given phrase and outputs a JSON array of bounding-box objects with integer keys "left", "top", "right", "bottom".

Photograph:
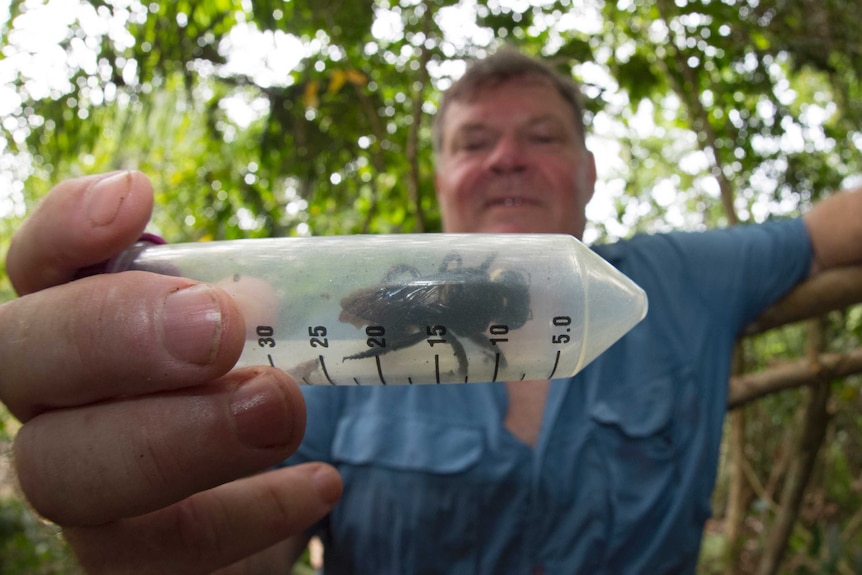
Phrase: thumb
[{"left": 7, "top": 170, "right": 154, "bottom": 295}]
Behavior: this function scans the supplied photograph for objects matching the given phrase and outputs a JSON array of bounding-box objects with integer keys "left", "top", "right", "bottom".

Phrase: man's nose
[{"left": 486, "top": 134, "right": 528, "bottom": 173}]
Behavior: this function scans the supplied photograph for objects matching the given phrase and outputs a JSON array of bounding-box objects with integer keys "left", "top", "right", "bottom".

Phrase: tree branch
[
  {"left": 352, "top": 83, "right": 387, "bottom": 233},
  {"left": 654, "top": 0, "right": 738, "bottom": 225},
  {"left": 405, "top": 3, "right": 433, "bottom": 233},
  {"left": 730, "top": 266, "right": 862, "bottom": 407},
  {"left": 723, "top": 349, "right": 752, "bottom": 575},
  {"left": 746, "top": 266, "right": 862, "bottom": 335},
  {"left": 728, "top": 347, "right": 862, "bottom": 409}
]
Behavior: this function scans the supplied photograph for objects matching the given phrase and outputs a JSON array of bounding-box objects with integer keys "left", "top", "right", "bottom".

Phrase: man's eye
[
  {"left": 461, "top": 138, "right": 492, "bottom": 151},
  {"left": 529, "top": 132, "right": 561, "bottom": 144}
]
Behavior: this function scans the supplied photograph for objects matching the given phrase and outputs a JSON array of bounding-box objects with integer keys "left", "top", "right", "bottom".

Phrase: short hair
[{"left": 432, "top": 48, "right": 588, "bottom": 154}]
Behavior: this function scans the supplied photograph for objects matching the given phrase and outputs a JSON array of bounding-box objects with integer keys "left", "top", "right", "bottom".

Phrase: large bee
[{"left": 338, "top": 253, "right": 531, "bottom": 378}]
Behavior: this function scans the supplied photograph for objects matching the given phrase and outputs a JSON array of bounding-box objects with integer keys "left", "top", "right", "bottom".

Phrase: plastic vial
[{"left": 109, "top": 234, "right": 648, "bottom": 385}]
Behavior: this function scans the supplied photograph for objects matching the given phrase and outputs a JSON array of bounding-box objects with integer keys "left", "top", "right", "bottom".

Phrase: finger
[
  {"left": 7, "top": 170, "right": 154, "bottom": 295},
  {"left": 0, "top": 271, "right": 245, "bottom": 421},
  {"left": 65, "top": 463, "right": 342, "bottom": 575},
  {"left": 14, "top": 367, "right": 309, "bottom": 526}
]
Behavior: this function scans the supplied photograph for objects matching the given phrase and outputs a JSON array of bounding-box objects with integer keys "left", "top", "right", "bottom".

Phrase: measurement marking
[
  {"left": 267, "top": 354, "right": 275, "bottom": 367},
  {"left": 547, "top": 350, "right": 561, "bottom": 379},
  {"left": 375, "top": 356, "right": 387, "bottom": 385},
  {"left": 353, "top": 378, "right": 361, "bottom": 385},
  {"left": 408, "top": 377, "right": 413, "bottom": 385},
  {"left": 492, "top": 353, "right": 501, "bottom": 382},
  {"left": 435, "top": 355, "right": 440, "bottom": 384},
  {"left": 319, "top": 356, "right": 335, "bottom": 385}
]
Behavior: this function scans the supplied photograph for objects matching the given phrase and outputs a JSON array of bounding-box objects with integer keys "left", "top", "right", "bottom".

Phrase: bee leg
[
  {"left": 439, "top": 252, "right": 463, "bottom": 272},
  {"left": 343, "top": 330, "right": 427, "bottom": 361},
  {"left": 448, "top": 336, "right": 469, "bottom": 378},
  {"left": 383, "top": 264, "right": 421, "bottom": 282},
  {"left": 478, "top": 253, "right": 497, "bottom": 272},
  {"left": 467, "top": 333, "right": 507, "bottom": 368}
]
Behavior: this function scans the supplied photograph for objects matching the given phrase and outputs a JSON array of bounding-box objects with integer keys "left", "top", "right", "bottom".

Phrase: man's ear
[{"left": 584, "top": 151, "right": 597, "bottom": 204}]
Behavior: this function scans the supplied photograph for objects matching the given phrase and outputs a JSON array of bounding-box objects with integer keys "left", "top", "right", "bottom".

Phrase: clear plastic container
[{"left": 110, "top": 234, "right": 647, "bottom": 385}]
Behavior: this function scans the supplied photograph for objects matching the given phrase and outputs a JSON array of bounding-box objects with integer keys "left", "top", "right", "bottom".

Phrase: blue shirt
[{"left": 289, "top": 219, "right": 812, "bottom": 575}]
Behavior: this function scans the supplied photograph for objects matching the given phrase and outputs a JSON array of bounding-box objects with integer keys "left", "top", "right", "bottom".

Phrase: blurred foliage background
[{"left": 1, "top": 0, "right": 861, "bottom": 573}]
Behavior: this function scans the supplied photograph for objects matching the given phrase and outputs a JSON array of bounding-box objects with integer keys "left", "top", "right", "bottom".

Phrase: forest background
[{"left": 1, "top": 0, "right": 862, "bottom": 573}]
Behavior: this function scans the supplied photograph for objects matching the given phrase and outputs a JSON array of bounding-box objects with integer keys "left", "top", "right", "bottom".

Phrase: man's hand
[{"left": 0, "top": 172, "right": 341, "bottom": 574}]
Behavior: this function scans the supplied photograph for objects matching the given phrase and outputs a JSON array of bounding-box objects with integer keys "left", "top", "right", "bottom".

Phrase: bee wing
[
  {"left": 339, "top": 280, "right": 448, "bottom": 328},
  {"left": 338, "top": 286, "right": 386, "bottom": 328}
]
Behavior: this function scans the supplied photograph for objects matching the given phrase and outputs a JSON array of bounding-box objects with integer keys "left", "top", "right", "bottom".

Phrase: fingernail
[
  {"left": 84, "top": 171, "right": 130, "bottom": 226},
  {"left": 162, "top": 284, "right": 224, "bottom": 365},
  {"left": 312, "top": 465, "right": 343, "bottom": 505},
  {"left": 230, "top": 373, "right": 294, "bottom": 449}
]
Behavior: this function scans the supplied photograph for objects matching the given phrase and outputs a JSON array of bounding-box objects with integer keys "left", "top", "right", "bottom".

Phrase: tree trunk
[{"left": 755, "top": 319, "right": 832, "bottom": 575}]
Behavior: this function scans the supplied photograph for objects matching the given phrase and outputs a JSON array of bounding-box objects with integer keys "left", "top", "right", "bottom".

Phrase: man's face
[{"left": 435, "top": 75, "right": 596, "bottom": 237}]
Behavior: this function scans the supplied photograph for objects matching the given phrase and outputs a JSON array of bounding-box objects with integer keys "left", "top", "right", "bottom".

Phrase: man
[
  {"left": 0, "top": 49, "right": 859, "bottom": 574},
  {"left": 285, "top": 50, "right": 862, "bottom": 573}
]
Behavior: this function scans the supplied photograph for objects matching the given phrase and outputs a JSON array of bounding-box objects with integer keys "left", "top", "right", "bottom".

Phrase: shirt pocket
[
  {"left": 589, "top": 371, "right": 677, "bottom": 457},
  {"left": 588, "top": 367, "right": 690, "bottom": 563},
  {"left": 332, "top": 413, "right": 484, "bottom": 473},
  {"left": 326, "top": 414, "right": 484, "bottom": 575}
]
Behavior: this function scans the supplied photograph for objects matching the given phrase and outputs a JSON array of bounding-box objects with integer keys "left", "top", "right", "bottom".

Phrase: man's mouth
[{"left": 485, "top": 197, "right": 539, "bottom": 208}]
